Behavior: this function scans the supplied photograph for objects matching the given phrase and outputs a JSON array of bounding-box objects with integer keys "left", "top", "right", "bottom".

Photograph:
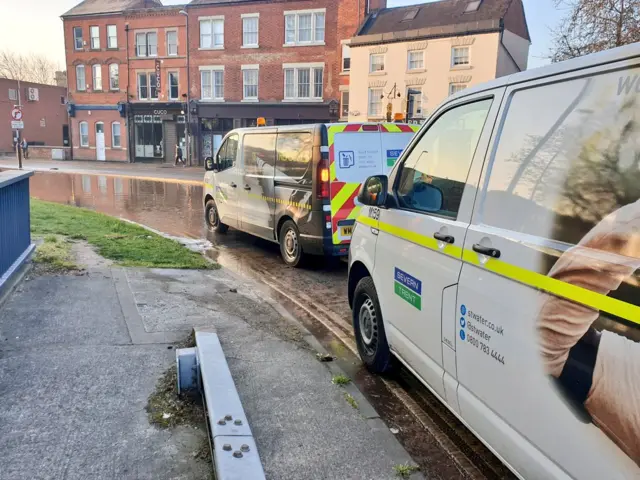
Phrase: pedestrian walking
[
  {"left": 174, "top": 144, "right": 185, "bottom": 167},
  {"left": 21, "top": 138, "right": 28, "bottom": 159}
]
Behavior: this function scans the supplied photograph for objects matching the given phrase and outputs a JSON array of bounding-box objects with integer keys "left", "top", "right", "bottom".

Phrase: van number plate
[{"left": 340, "top": 226, "right": 353, "bottom": 236}]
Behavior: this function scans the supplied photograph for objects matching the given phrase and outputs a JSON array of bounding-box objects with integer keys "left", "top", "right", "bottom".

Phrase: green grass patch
[
  {"left": 344, "top": 392, "right": 358, "bottom": 409},
  {"left": 33, "top": 235, "right": 78, "bottom": 272},
  {"left": 31, "top": 200, "right": 215, "bottom": 270},
  {"left": 332, "top": 374, "right": 351, "bottom": 386},
  {"left": 393, "top": 464, "right": 420, "bottom": 478}
]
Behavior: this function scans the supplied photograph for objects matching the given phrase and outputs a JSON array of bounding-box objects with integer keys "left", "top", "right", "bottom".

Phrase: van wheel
[
  {"left": 279, "top": 220, "right": 304, "bottom": 267},
  {"left": 205, "top": 199, "right": 228, "bottom": 233},
  {"left": 353, "top": 277, "right": 393, "bottom": 373}
]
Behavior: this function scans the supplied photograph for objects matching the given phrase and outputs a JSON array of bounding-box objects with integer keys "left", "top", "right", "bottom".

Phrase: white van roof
[{"left": 449, "top": 42, "right": 640, "bottom": 102}]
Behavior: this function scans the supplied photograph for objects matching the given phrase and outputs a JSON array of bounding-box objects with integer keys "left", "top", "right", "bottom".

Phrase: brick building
[
  {"left": 62, "top": 0, "right": 384, "bottom": 163},
  {"left": 0, "top": 78, "right": 69, "bottom": 156}
]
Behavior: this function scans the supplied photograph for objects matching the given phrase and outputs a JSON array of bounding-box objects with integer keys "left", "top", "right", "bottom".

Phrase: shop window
[{"left": 134, "top": 115, "right": 163, "bottom": 158}]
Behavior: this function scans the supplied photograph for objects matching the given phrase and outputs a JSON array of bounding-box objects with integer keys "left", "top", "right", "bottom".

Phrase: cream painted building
[{"left": 344, "top": 0, "right": 530, "bottom": 123}]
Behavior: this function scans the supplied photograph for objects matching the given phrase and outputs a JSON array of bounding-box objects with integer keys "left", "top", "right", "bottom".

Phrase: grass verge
[
  {"left": 393, "top": 464, "right": 420, "bottom": 478},
  {"left": 31, "top": 200, "right": 215, "bottom": 269},
  {"left": 33, "top": 235, "right": 78, "bottom": 272}
]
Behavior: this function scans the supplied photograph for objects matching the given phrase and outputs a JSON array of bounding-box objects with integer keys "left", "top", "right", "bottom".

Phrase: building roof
[
  {"left": 354, "top": 0, "right": 530, "bottom": 45},
  {"left": 62, "top": 0, "right": 164, "bottom": 18}
]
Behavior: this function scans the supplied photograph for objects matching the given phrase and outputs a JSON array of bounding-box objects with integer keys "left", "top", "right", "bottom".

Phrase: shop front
[
  {"left": 129, "top": 103, "right": 186, "bottom": 163},
  {"left": 195, "top": 102, "right": 335, "bottom": 161}
]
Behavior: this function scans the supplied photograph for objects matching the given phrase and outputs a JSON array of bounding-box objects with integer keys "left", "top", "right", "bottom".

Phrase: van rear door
[{"left": 328, "top": 124, "right": 418, "bottom": 246}]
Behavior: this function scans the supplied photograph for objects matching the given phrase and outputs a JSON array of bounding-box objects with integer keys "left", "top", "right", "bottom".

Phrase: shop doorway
[{"left": 95, "top": 122, "right": 106, "bottom": 161}]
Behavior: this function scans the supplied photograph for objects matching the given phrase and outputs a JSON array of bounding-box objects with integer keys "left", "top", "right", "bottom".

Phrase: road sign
[
  {"left": 11, "top": 121, "right": 24, "bottom": 129},
  {"left": 11, "top": 108, "right": 22, "bottom": 121}
]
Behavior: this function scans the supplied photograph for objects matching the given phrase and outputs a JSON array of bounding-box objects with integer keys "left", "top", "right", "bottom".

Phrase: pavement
[
  {"left": 0, "top": 247, "right": 422, "bottom": 480},
  {"left": 0, "top": 157, "right": 204, "bottom": 184}
]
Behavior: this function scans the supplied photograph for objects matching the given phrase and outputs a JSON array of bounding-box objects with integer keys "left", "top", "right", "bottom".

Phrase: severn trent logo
[{"left": 394, "top": 267, "right": 422, "bottom": 310}]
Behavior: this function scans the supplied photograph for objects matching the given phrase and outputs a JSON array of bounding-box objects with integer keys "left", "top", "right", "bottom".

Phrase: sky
[{"left": 0, "top": 0, "right": 562, "bottom": 71}]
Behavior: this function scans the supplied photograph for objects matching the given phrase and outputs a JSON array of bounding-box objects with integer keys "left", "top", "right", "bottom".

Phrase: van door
[
  {"left": 212, "top": 133, "right": 241, "bottom": 229},
  {"left": 239, "top": 131, "right": 277, "bottom": 239},
  {"left": 372, "top": 96, "right": 497, "bottom": 402},
  {"left": 456, "top": 64, "right": 640, "bottom": 479}
]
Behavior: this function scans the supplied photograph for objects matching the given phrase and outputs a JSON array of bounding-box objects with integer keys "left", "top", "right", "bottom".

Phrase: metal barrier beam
[{"left": 177, "top": 329, "right": 266, "bottom": 480}]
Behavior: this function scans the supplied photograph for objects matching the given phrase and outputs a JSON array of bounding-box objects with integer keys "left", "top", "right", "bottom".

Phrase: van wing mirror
[
  {"left": 358, "top": 175, "right": 388, "bottom": 207},
  {"left": 205, "top": 156, "right": 215, "bottom": 171}
]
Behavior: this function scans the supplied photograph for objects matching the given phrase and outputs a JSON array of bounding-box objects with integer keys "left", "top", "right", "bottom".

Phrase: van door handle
[
  {"left": 230, "top": 182, "right": 237, "bottom": 188},
  {"left": 472, "top": 244, "right": 501, "bottom": 258},
  {"left": 433, "top": 232, "right": 454, "bottom": 244},
  {"left": 244, "top": 184, "right": 251, "bottom": 190}
]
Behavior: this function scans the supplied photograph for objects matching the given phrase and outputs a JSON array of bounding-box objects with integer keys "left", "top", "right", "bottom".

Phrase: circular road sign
[{"left": 11, "top": 108, "right": 23, "bottom": 121}]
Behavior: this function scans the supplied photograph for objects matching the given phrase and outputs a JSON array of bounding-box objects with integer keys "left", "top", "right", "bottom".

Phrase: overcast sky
[{"left": 0, "top": 0, "right": 562, "bottom": 71}]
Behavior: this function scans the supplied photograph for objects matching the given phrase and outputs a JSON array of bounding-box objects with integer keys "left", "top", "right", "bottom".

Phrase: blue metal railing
[{"left": 0, "top": 171, "right": 34, "bottom": 286}]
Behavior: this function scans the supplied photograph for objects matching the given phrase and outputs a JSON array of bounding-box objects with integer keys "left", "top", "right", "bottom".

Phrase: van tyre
[
  {"left": 279, "top": 220, "right": 304, "bottom": 267},
  {"left": 353, "top": 277, "right": 394, "bottom": 373},
  {"left": 205, "top": 199, "right": 228, "bottom": 234}
]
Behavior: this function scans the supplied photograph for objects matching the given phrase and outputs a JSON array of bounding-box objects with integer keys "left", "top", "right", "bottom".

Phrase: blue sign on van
[
  {"left": 394, "top": 267, "right": 422, "bottom": 310},
  {"left": 386, "top": 149, "right": 403, "bottom": 167}
]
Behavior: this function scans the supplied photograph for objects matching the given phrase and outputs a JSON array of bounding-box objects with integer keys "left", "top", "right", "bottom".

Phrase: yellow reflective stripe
[
  {"left": 382, "top": 123, "right": 401, "bottom": 132},
  {"left": 331, "top": 183, "right": 360, "bottom": 217},
  {"left": 463, "top": 250, "right": 640, "bottom": 325},
  {"left": 410, "top": 125, "right": 420, "bottom": 132},
  {"left": 327, "top": 124, "right": 347, "bottom": 147},
  {"left": 332, "top": 230, "right": 340, "bottom": 244},
  {"left": 347, "top": 205, "right": 361, "bottom": 220},
  {"left": 330, "top": 162, "right": 337, "bottom": 182},
  {"left": 356, "top": 215, "right": 463, "bottom": 258},
  {"left": 357, "top": 214, "right": 640, "bottom": 325}
]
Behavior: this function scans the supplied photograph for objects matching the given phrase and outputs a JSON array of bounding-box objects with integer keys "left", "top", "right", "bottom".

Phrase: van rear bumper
[{"left": 299, "top": 234, "right": 350, "bottom": 257}]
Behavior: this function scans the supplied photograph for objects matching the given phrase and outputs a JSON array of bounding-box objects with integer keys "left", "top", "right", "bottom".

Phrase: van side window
[
  {"left": 243, "top": 133, "right": 276, "bottom": 176},
  {"left": 396, "top": 99, "right": 492, "bottom": 219},
  {"left": 218, "top": 134, "right": 238, "bottom": 171},
  {"left": 275, "top": 132, "right": 313, "bottom": 185}
]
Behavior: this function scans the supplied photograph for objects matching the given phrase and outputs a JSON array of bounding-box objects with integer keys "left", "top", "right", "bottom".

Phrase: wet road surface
[{"left": 28, "top": 171, "right": 515, "bottom": 480}]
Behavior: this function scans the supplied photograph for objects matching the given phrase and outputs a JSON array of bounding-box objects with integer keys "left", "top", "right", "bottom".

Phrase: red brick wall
[
  {"left": 126, "top": 9, "right": 189, "bottom": 103},
  {"left": 0, "top": 78, "right": 68, "bottom": 154},
  {"left": 71, "top": 110, "right": 128, "bottom": 162},
  {"left": 187, "top": 0, "right": 365, "bottom": 102}
]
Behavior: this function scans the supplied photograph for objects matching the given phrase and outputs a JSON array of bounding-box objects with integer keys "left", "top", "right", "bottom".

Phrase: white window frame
[
  {"left": 406, "top": 87, "right": 423, "bottom": 118},
  {"left": 76, "top": 64, "right": 86, "bottom": 91},
  {"left": 242, "top": 14, "right": 259, "bottom": 48},
  {"left": 137, "top": 72, "right": 159, "bottom": 100},
  {"left": 368, "top": 88, "right": 383, "bottom": 117},
  {"left": 199, "top": 66, "right": 224, "bottom": 101},
  {"left": 341, "top": 42, "right": 351, "bottom": 72},
  {"left": 369, "top": 54, "right": 385, "bottom": 73},
  {"left": 109, "top": 63, "right": 119, "bottom": 91},
  {"left": 79, "top": 121, "right": 89, "bottom": 147},
  {"left": 73, "top": 27, "right": 83, "bottom": 50},
  {"left": 242, "top": 65, "right": 259, "bottom": 101},
  {"left": 111, "top": 122, "right": 121, "bottom": 148},
  {"left": 90, "top": 25, "right": 100, "bottom": 49},
  {"left": 168, "top": 71, "right": 179, "bottom": 100},
  {"left": 199, "top": 16, "right": 224, "bottom": 50},
  {"left": 282, "top": 63, "right": 324, "bottom": 102},
  {"left": 166, "top": 30, "right": 178, "bottom": 56},
  {"left": 135, "top": 31, "right": 158, "bottom": 57},
  {"left": 92, "top": 64, "right": 102, "bottom": 91},
  {"left": 107, "top": 25, "right": 117, "bottom": 49},
  {"left": 449, "top": 83, "right": 467, "bottom": 95},
  {"left": 451, "top": 46, "right": 470, "bottom": 67},
  {"left": 407, "top": 50, "right": 424, "bottom": 71},
  {"left": 340, "top": 90, "right": 349, "bottom": 119},
  {"left": 283, "top": 9, "right": 325, "bottom": 46}
]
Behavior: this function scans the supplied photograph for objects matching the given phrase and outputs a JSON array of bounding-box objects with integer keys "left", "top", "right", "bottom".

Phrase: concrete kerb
[{"left": 0, "top": 254, "right": 32, "bottom": 310}]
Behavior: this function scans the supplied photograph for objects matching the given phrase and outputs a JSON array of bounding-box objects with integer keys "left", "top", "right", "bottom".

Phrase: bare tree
[
  {"left": 551, "top": 0, "right": 640, "bottom": 62},
  {"left": 0, "top": 50, "right": 59, "bottom": 85}
]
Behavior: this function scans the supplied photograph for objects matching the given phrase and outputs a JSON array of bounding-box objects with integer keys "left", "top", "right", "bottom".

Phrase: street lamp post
[{"left": 179, "top": 9, "right": 191, "bottom": 166}]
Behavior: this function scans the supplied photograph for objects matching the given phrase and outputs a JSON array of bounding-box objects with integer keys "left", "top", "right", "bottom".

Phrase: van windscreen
[{"left": 275, "top": 132, "right": 313, "bottom": 185}]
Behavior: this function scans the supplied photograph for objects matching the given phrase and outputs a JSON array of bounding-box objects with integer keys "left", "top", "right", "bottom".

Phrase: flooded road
[{"left": 28, "top": 171, "right": 514, "bottom": 480}]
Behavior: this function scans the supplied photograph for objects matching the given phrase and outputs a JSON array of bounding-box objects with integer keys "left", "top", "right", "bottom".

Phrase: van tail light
[
  {"left": 318, "top": 159, "right": 330, "bottom": 200},
  {"left": 362, "top": 124, "right": 379, "bottom": 132}
]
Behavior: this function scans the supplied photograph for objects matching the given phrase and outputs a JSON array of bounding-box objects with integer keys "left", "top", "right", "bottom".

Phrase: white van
[
  {"left": 203, "top": 122, "right": 418, "bottom": 266},
  {"left": 348, "top": 43, "right": 640, "bottom": 479}
]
